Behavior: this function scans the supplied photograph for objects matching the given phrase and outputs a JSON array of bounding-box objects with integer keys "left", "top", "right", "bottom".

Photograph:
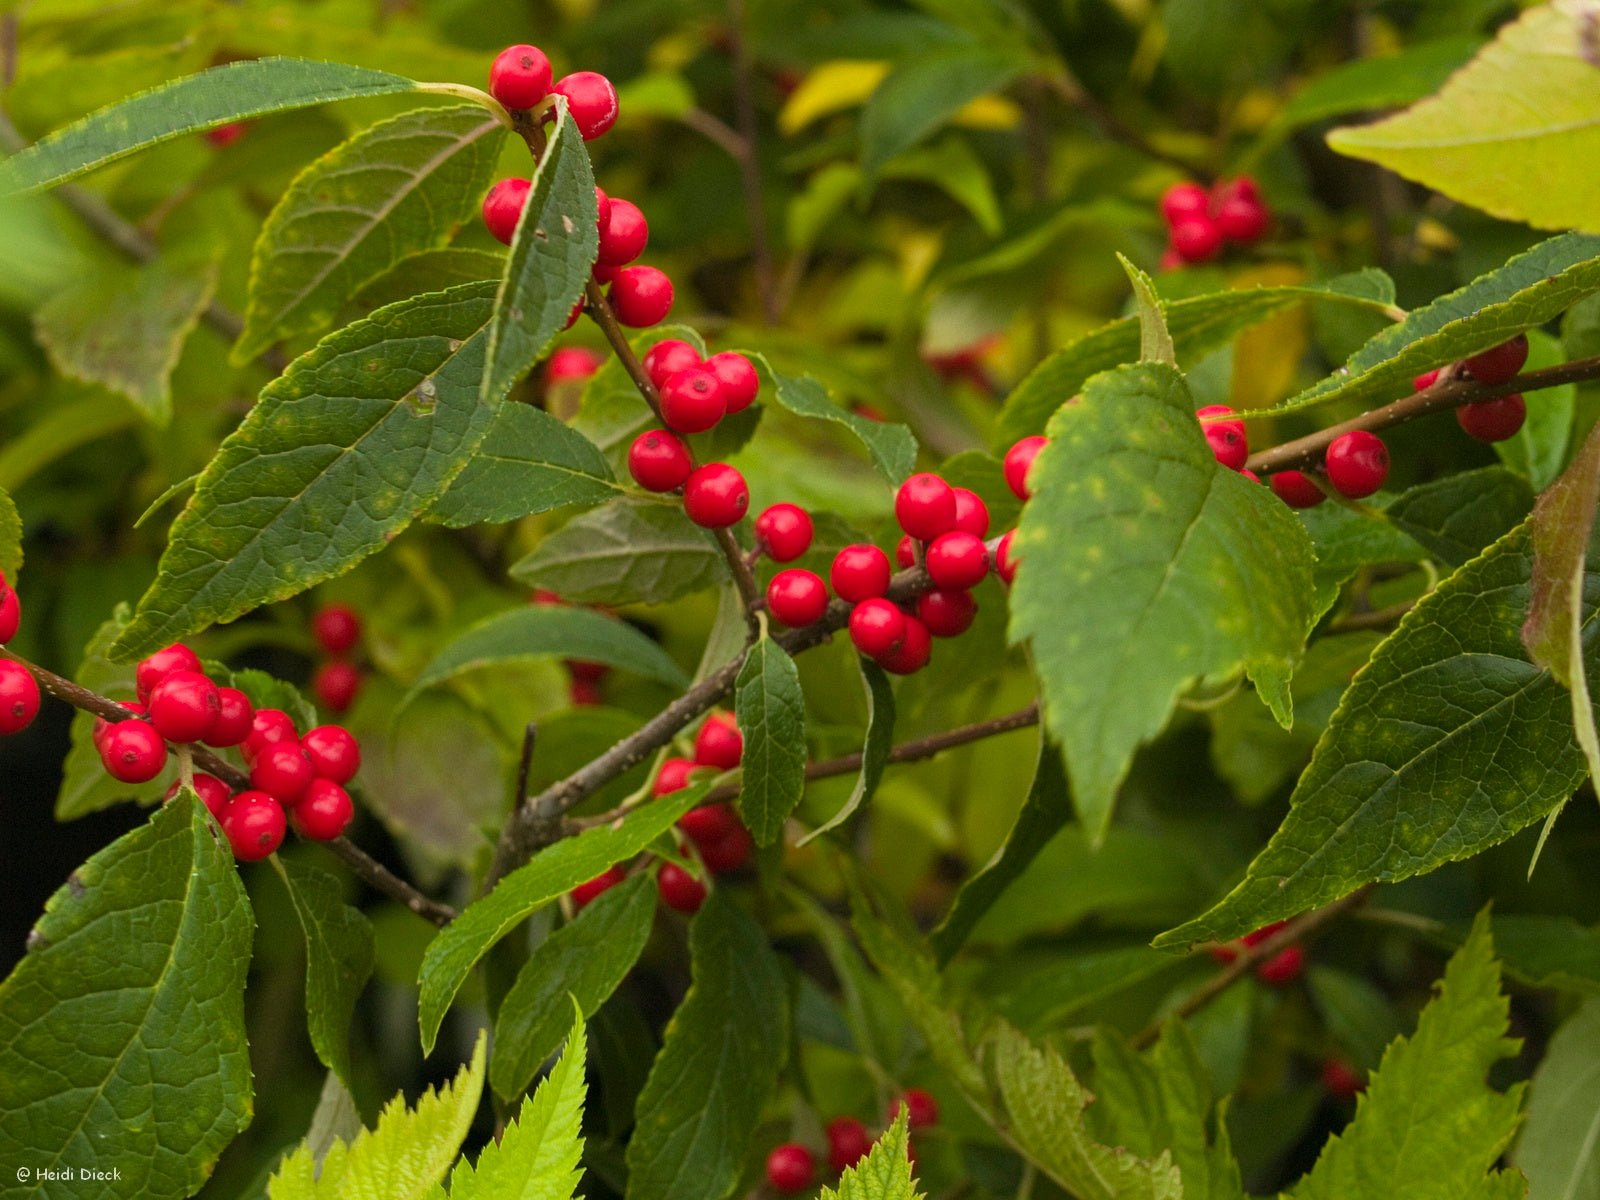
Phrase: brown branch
[{"left": 725, "top": 0, "right": 778, "bottom": 324}]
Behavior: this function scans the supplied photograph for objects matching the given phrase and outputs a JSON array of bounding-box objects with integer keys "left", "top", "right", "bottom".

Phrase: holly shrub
[{"left": 2, "top": 2, "right": 1600, "bottom": 1198}]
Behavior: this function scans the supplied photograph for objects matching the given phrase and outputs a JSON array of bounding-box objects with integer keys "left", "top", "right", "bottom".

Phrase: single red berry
[
  {"left": 917, "top": 589, "right": 977, "bottom": 638},
  {"left": 1215, "top": 194, "right": 1269, "bottom": 243},
  {"left": 628, "top": 429, "right": 694, "bottom": 493},
  {"left": 251, "top": 742, "right": 314, "bottom": 805},
  {"left": 0, "top": 584, "right": 19, "bottom": 644},
  {"left": 242, "top": 708, "right": 297, "bottom": 764},
  {"left": 679, "top": 803, "right": 741, "bottom": 846},
  {"left": 682, "top": 464, "right": 749, "bottom": 528},
  {"left": 552, "top": 71, "right": 619, "bottom": 140},
  {"left": 950, "top": 487, "right": 990, "bottom": 537},
  {"left": 572, "top": 864, "right": 626, "bottom": 907},
  {"left": 656, "top": 861, "right": 707, "bottom": 913},
  {"left": 223, "top": 790, "right": 287, "bottom": 861},
  {"left": 1461, "top": 333, "right": 1529, "bottom": 385},
  {"left": 703, "top": 352, "right": 760, "bottom": 413},
  {"left": 655, "top": 756, "right": 698, "bottom": 796},
  {"left": 482, "top": 177, "right": 531, "bottom": 245},
  {"left": 147, "top": 670, "right": 221, "bottom": 744},
  {"left": 290, "top": 778, "right": 355, "bottom": 841},
  {"left": 1242, "top": 920, "right": 1289, "bottom": 947},
  {"left": 1320, "top": 1057, "right": 1365, "bottom": 1100},
  {"left": 489, "top": 43, "right": 553, "bottom": 110},
  {"left": 1256, "top": 943, "right": 1306, "bottom": 987},
  {"left": 1457, "top": 394, "right": 1527, "bottom": 442},
  {"left": 925, "top": 531, "right": 989, "bottom": 590},
  {"left": 166, "top": 772, "right": 232, "bottom": 819},
  {"left": 1198, "top": 405, "right": 1249, "bottom": 471},
  {"left": 895, "top": 535, "right": 918, "bottom": 568},
  {"left": 0, "top": 659, "right": 40, "bottom": 734},
  {"left": 95, "top": 704, "right": 148, "bottom": 755},
  {"left": 1171, "top": 217, "right": 1224, "bottom": 263},
  {"left": 830, "top": 544, "right": 892, "bottom": 602},
  {"left": 849, "top": 598, "right": 908, "bottom": 659},
  {"left": 701, "top": 826, "right": 754, "bottom": 873},
  {"left": 597, "top": 198, "right": 649, "bottom": 265},
  {"left": 892, "top": 1088, "right": 940, "bottom": 1129},
  {"left": 1003, "top": 436, "right": 1047, "bottom": 501},
  {"left": 767, "top": 569, "right": 829, "bottom": 627},
  {"left": 766, "top": 1144, "right": 815, "bottom": 1194},
  {"left": 205, "top": 122, "right": 246, "bottom": 148},
  {"left": 567, "top": 658, "right": 610, "bottom": 684},
  {"left": 660, "top": 368, "right": 727, "bottom": 434},
  {"left": 1214, "top": 175, "right": 1263, "bottom": 207},
  {"left": 594, "top": 187, "right": 612, "bottom": 233},
  {"left": 754, "top": 503, "right": 813, "bottom": 562},
  {"left": 826, "top": 1117, "right": 873, "bottom": 1173},
  {"left": 311, "top": 602, "right": 362, "bottom": 656},
  {"left": 302, "top": 724, "right": 361, "bottom": 784},
  {"left": 694, "top": 712, "right": 743, "bottom": 769},
  {"left": 204, "top": 687, "right": 255, "bottom": 748},
  {"left": 564, "top": 298, "right": 585, "bottom": 329},
  {"left": 643, "top": 339, "right": 702, "bottom": 389},
  {"left": 1208, "top": 941, "right": 1242, "bottom": 966},
  {"left": 135, "top": 643, "right": 203, "bottom": 703},
  {"left": 609, "top": 266, "right": 674, "bottom": 327},
  {"left": 570, "top": 677, "right": 604, "bottom": 706},
  {"left": 548, "top": 346, "right": 603, "bottom": 383},
  {"left": 896, "top": 473, "right": 957, "bottom": 539},
  {"left": 995, "top": 530, "right": 1018, "bottom": 585},
  {"left": 1270, "top": 470, "right": 1326, "bottom": 509},
  {"left": 1159, "top": 181, "right": 1210, "bottom": 226},
  {"left": 1324, "top": 431, "right": 1389, "bottom": 499},
  {"left": 877, "top": 613, "right": 932, "bottom": 675},
  {"left": 313, "top": 661, "right": 363, "bottom": 713},
  {"left": 1413, "top": 368, "right": 1441, "bottom": 391},
  {"left": 100, "top": 720, "right": 166, "bottom": 783}
]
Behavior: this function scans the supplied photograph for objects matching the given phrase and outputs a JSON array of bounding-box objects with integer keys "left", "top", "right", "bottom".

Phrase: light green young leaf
[
  {"left": 803, "top": 660, "right": 895, "bottom": 845},
  {"left": 735, "top": 637, "right": 808, "bottom": 846},
  {"left": 1512, "top": 998, "right": 1600, "bottom": 1200},
  {"left": 0, "top": 486, "right": 18, "bottom": 580},
  {"left": 818, "top": 1115, "right": 923, "bottom": 1200},
  {"left": 236, "top": 104, "right": 505, "bottom": 362},
  {"left": 860, "top": 44, "right": 1029, "bottom": 176},
  {"left": 511, "top": 498, "right": 727, "bottom": 606},
  {"left": 757, "top": 363, "right": 919, "bottom": 486},
  {"left": 0, "top": 797, "right": 253, "bottom": 1200},
  {"left": 1120, "top": 254, "right": 1176, "bottom": 366}
]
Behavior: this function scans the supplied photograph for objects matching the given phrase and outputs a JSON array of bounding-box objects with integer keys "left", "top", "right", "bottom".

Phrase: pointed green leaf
[
  {"left": 1268, "top": 35, "right": 1484, "bottom": 136},
  {"left": 511, "top": 498, "right": 727, "bottom": 605},
  {"left": 1385, "top": 467, "right": 1534, "bottom": 567},
  {"left": 804, "top": 660, "right": 895, "bottom": 845},
  {"left": 0, "top": 797, "right": 254, "bottom": 1199},
  {"left": 860, "top": 45, "right": 1028, "bottom": 176},
  {"left": 1512, "top": 997, "right": 1600, "bottom": 1200},
  {"left": 818, "top": 1115, "right": 923, "bottom": 1200},
  {"left": 760, "top": 365, "right": 918, "bottom": 486},
  {"left": 735, "top": 637, "right": 807, "bottom": 846},
  {"left": 1121, "top": 255, "right": 1176, "bottom": 366}
]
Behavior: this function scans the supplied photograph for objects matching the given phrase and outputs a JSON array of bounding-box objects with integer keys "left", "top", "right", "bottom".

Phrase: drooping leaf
[
  {"left": 803, "top": 660, "right": 896, "bottom": 844},
  {"left": 236, "top": 104, "right": 505, "bottom": 361},
  {"left": 0, "top": 58, "right": 419, "bottom": 194},
  {"left": 624, "top": 892, "right": 789, "bottom": 1200},
  {"left": 859, "top": 44, "right": 1028, "bottom": 176},
  {"left": 735, "top": 637, "right": 808, "bottom": 847},
  {"left": 1512, "top": 997, "right": 1600, "bottom": 1200},
  {"left": 758, "top": 364, "right": 918, "bottom": 486},
  {"left": 416, "top": 785, "right": 707, "bottom": 1053},
  {"left": 0, "top": 797, "right": 253, "bottom": 1200},
  {"left": 817, "top": 1115, "right": 923, "bottom": 1200},
  {"left": 1385, "top": 467, "right": 1535, "bottom": 567},
  {"left": 1009, "top": 362, "right": 1317, "bottom": 839},
  {"left": 511, "top": 498, "right": 727, "bottom": 606}
]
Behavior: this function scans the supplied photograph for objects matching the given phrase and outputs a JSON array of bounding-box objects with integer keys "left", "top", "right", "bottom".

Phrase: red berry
[
  {"left": 146, "top": 670, "right": 220, "bottom": 744},
  {"left": 892, "top": 1088, "right": 940, "bottom": 1129},
  {"left": 1003, "top": 436, "right": 1047, "bottom": 501},
  {"left": 313, "top": 660, "right": 362, "bottom": 713},
  {"left": 830, "top": 544, "right": 892, "bottom": 602},
  {"left": 205, "top": 687, "right": 255, "bottom": 748},
  {"left": 594, "top": 187, "right": 612, "bottom": 233},
  {"left": 222, "top": 790, "right": 286, "bottom": 861},
  {"left": 754, "top": 503, "right": 813, "bottom": 562},
  {"left": 826, "top": 1116, "right": 873, "bottom": 1173},
  {"left": 895, "top": 535, "right": 918, "bottom": 568},
  {"left": 703, "top": 352, "right": 760, "bottom": 413},
  {"left": 311, "top": 602, "right": 362, "bottom": 656},
  {"left": 570, "top": 678, "right": 604, "bottom": 707},
  {"left": 1242, "top": 469, "right": 1261, "bottom": 484},
  {"left": 1324, "top": 431, "right": 1389, "bottom": 499},
  {"left": 766, "top": 1144, "right": 815, "bottom": 1194},
  {"left": 1198, "top": 405, "right": 1249, "bottom": 471},
  {"left": 548, "top": 346, "right": 603, "bottom": 383},
  {"left": 290, "top": 778, "right": 355, "bottom": 841},
  {"left": 655, "top": 756, "right": 698, "bottom": 796},
  {"left": 1256, "top": 944, "right": 1306, "bottom": 987},
  {"left": 1215, "top": 194, "right": 1269, "bottom": 243},
  {"left": 679, "top": 803, "right": 741, "bottom": 846},
  {"left": 877, "top": 613, "right": 931, "bottom": 675},
  {"left": 1171, "top": 217, "right": 1223, "bottom": 263},
  {"left": 1457, "top": 394, "right": 1527, "bottom": 442},
  {"left": 609, "top": 266, "right": 674, "bottom": 327},
  {"left": 917, "top": 589, "right": 977, "bottom": 638},
  {"left": 1159, "top": 181, "right": 1210, "bottom": 225},
  {"left": 100, "top": 720, "right": 166, "bottom": 783},
  {"left": 1243, "top": 920, "right": 1289, "bottom": 947},
  {"left": 1214, "top": 176, "right": 1262, "bottom": 207},
  {"left": 571, "top": 864, "right": 625, "bottom": 908},
  {"left": 643, "top": 339, "right": 702, "bottom": 388},
  {"left": 1321, "top": 1057, "right": 1364, "bottom": 1100},
  {"left": 242, "top": 708, "right": 297, "bottom": 764},
  {"left": 205, "top": 122, "right": 246, "bottom": 148},
  {"left": 701, "top": 826, "right": 753, "bottom": 874},
  {"left": 693, "top": 712, "right": 743, "bottom": 769},
  {"left": 849, "top": 598, "right": 907, "bottom": 659},
  {"left": 482, "top": 177, "right": 531, "bottom": 245},
  {"left": 925, "top": 531, "right": 989, "bottom": 590},
  {"left": 1461, "top": 334, "right": 1529, "bottom": 385},
  {"left": 489, "top": 44, "right": 553, "bottom": 110},
  {"left": 950, "top": 487, "right": 990, "bottom": 537},
  {"left": 995, "top": 530, "right": 1019, "bottom": 585},
  {"left": 767, "top": 569, "right": 829, "bottom": 627},
  {"left": 552, "top": 71, "right": 619, "bottom": 140},
  {"left": 896, "top": 473, "right": 957, "bottom": 540},
  {"left": 166, "top": 772, "right": 232, "bottom": 819},
  {"left": 629, "top": 429, "right": 694, "bottom": 492},
  {"left": 564, "top": 299, "right": 585, "bottom": 329},
  {"left": 135, "top": 643, "right": 203, "bottom": 703},
  {"left": 0, "top": 584, "right": 19, "bottom": 644},
  {"left": 1270, "top": 470, "right": 1326, "bottom": 509},
  {"left": 0, "top": 659, "right": 40, "bottom": 734},
  {"left": 656, "top": 862, "right": 707, "bottom": 913},
  {"left": 1413, "top": 368, "right": 1441, "bottom": 391},
  {"left": 568, "top": 659, "right": 609, "bottom": 686},
  {"left": 597, "top": 198, "right": 649, "bottom": 266},
  {"left": 682, "top": 464, "right": 749, "bottom": 528},
  {"left": 251, "top": 742, "right": 315, "bottom": 805},
  {"left": 302, "top": 724, "right": 361, "bottom": 784},
  {"left": 659, "top": 368, "right": 727, "bottom": 434}
]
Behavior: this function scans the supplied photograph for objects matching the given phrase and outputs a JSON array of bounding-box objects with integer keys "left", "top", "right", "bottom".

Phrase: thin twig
[
  {"left": 514, "top": 722, "right": 538, "bottom": 807},
  {"left": 678, "top": 107, "right": 747, "bottom": 159}
]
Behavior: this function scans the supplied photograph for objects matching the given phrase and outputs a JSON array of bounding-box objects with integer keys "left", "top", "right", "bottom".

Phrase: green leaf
[
  {"left": 482, "top": 106, "right": 598, "bottom": 404},
  {"left": 0, "top": 485, "right": 19, "bottom": 580},
  {"left": 1512, "top": 997, "right": 1600, "bottom": 1200},
  {"left": 236, "top": 104, "right": 505, "bottom": 361},
  {"left": 0, "top": 58, "right": 418, "bottom": 194},
  {"left": 271, "top": 857, "right": 374, "bottom": 1088},
  {"left": 113, "top": 282, "right": 500, "bottom": 661},
  {"left": 1009, "top": 362, "right": 1316, "bottom": 839},
  {"left": 510, "top": 498, "right": 727, "bottom": 606},
  {"left": 878, "top": 135, "right": 1002, "bottom": 235},
  {"left": 1156, "top": 519, "right": 1598, "bottom": 950},
  {"left": 1305, "top": 965, "right": 1404, "bottom": 1071},
  {"left": 859, "top": 45, "right": 1028, "bottom": 176},
  {"left": 1327, "top": 5, "right": 1600, "bottom": 232},
  {"left": 268, "top": 1033, "right": 485, "bottom": 1200},
  {"left": 803, "top": 660, "right": 895, "bottom": 845},
  {"left": 356, "top": 248, "right": 505, "bottom": 310},
  {"left": 1385, "top": 467, "right": 1535, "bottom": 567},
  {"left": 735, "top": 637, "right": 808, "bottom": 847},
  {"left": 1268, "top": 36, "right": 1483, "bottom": 137},
  {"left": 1495, "top": 331, "right": 1574, "bottom": 491},
  {"left": 416, "top": 784, "right": 708, "bottom": 1053},
  {"left": 759, "top": 364, "right": 918, "bottom": 486},
  {"left": 1121, "top": 254, "right": 1176, "bottom": 366},
  {"left": 427, "top": 402, "right": 622, "bottom": 528},
  {"left": 0, "top": 797, "right": 253, "bottom": 1199},
  {"left": 491, "top": 874, "right": 655, "bottom": 1103},
  {"left": 624, "top": 891, "right": 789, "bottom": 1200},
  {"left": 1286, "top": 913, "right": 1525, "bottom": 1200},
  {"left": 34, "top": 256, "right": 217, "bottom": 424},
  {"left": 818, "top": 1114, "right": 923, "bottom": 1200}
]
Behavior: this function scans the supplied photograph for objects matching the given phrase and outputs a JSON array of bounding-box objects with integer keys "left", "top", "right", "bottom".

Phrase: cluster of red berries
[
  {"left": 1159, "top": 177, "right": 1271, "bottom": 267},
  {"left": 766, "top": 1090, "right": 939, "bottom": 1193},
  {"left": 481, "top": 44, "right": 676, "bottom": 329},
  {"left": 531, "top": 588, "right": 615, "bottom": 706},
  {"left": 1419, "top": 332, "right": 1530, "bottom": 444},
  {"left": 1209, "top": 920, "right": 1306, "bottom": 986},
  {"left": 310, "top": 602, "right": 364, "bottom": 714},
  {"left": 0, "top": 572, "right": 40, "bottom": 736}
]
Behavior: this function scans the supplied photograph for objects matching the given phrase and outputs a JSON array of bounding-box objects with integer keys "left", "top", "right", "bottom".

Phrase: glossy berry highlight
[
  {"left": 767, "top": 569, "right": 829, "bottom": 628},
  {"left": 488, "top": 44, "right": 553, "bottom": 110},
  {"left": 659, "top": 368, "right": 726, "bottom": 433},
  {"left": 754, "top": 503, "right": 813, "bottom": 561},
  {"left": 848, "top": 598, "right": 907, "bottom": 659},
  {"left": 551, "top": 71, "right": 619, "bottom": 140},
  {"left": 629, "top": 429, "right": 694, "bottom": 492},
  {"left": 895, "top": 473, "right": 956, "bottom": 540},
  {"left": 830, "top": 544, "right": 892, "bottom": 602},
  {"left": 223, "top": 791, "right": 287, "bottom": 861},
  {"left": 1324, "top": 430, "right": 1389, "bottom": 499},
  {"left": 100, "top": 720, "right": 165, "bottom": 783}
]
